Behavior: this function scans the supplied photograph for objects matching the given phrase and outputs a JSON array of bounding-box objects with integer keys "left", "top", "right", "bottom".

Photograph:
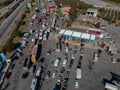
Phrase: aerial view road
[
  {"left": 81, "top": 0, "right": 120, "bottom": 10},
  {"left": 0, "top": 0, "right": 20, "bottom": 17},
  {"left": 0, "top": 0, "right": 28, "bottom": 45},
  {"left": 0, "top": 0, "right": 120, "bottom": 90}
]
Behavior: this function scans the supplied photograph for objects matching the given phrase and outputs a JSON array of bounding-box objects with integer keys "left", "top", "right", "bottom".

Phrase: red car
[{"left": 79, "top": 54, "right": 83, "bottom": 61}]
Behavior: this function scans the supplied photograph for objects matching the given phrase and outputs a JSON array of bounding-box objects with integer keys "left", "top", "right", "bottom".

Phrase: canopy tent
[
  {"left": 63, "top": 30, "right": 73, "bottom": 36},
  {"left": 90, "top": 35, "right": 96, "bottom": 42},
  {"left": 81, "top": 33, "right": 90, "bottom": 40},
  {"left": 58, "top": 29, "right": 96, "bottom": 42},
  {"left": 59, "top": 29, "right": 65, "bottom": 35},
  {"left": 72, "top": 32, "right": 82, "bottom": 38}
]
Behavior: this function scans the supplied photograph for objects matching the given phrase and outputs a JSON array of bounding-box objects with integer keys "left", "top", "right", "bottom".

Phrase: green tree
[{"left": 95, "top": 22, "right": 101, "bottom": 28}]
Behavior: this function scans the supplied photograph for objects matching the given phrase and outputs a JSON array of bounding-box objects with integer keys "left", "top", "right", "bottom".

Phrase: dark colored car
[
  {"left": 9, "top": 63, "right": 15, "bottom": 70},
  {"left": 22, "top": 72, "right": 29, "bottom": 79},
  {"left": 60, "top": 67, "right": 65, "bottom": 73},
  {"left": 70, "top": 59, "right": 74, "bottom": 65},
  {"left": 4, "top": 71, "right": 12, "bottom": 79},
  {"left": 46, "top": 71, "right": 50, "bottom": 79}
]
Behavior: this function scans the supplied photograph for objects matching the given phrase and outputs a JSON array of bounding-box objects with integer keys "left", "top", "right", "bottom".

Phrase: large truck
[
  {"left": 105, "top": 83, "right": 118, "bottom": 90},
  {"left": 31, "top": 45, "right": 38, "bottom": 63},
  {"left": 76, "top": 68, "right": 81, "bottom": 79},
  {"left": 28, "top": 39, "right": 35, "bottom": 54}
]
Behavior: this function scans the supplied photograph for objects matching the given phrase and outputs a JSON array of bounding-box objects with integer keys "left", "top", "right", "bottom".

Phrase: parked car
[
  {"left": 21, "top": 72, "right": 29, "bottom": 79},
  {"left": 57, "top": 76, "right": 62, "bottom": 85},
  {"left": 54, "top": 57, "right": 61, "bottom": 67},
  {"left": 52, "top": 70, "right": 57, "bottom": 78},
  {"left": 31, "top": 78, "right": 37, "bottom": 90},
  {"left": 30, "top": 65, "right": 36, "bottom": 74},
  {"left": 36, "top": 67, "right": 43, "bottom": 77},
  {"left": 63, "top": 57, "right": 68, "bottom": 67},
  {"left": 70, "top": 59, "right": 74, "bottom": 65},
  {"left": 111, "top": 58, "right": 117, "bottom": 63},
  {"left": 60, "top": 67, "right": 65, "bottom": 73},
  {"left": 46, "top": 50, "right": 51, "bottom": 55},
  {"left": 46, "top": 71, "right": 50, "bottom": 79},
  {"left": 94, "top": 52, "right": 98, "bottom": 62},
  {"left": 9, "top": 63, "right": 15, "bottom": 70},
  {"left": 75, "top": 79, "right": 79, "bottom": 89}
]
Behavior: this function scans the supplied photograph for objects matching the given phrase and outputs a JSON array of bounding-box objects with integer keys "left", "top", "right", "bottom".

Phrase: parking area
[{"left": 1, "top": 0, "right": 120, "bottom": 90}]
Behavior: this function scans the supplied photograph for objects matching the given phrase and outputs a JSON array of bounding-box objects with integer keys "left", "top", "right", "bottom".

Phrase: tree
[{"left": 95, "top": 22, "right": 101, "bottom": 28}]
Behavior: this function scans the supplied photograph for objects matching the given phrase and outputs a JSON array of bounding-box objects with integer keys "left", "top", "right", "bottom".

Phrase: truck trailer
[
  {"left": 76, "top": 68, "right": 81, "bottom": 79},
  {"left": 105, "top": 83, "right": 118, "bottom": 90},
  {"left": 31, "top": 45, "right": 38, "bottom": 63}
]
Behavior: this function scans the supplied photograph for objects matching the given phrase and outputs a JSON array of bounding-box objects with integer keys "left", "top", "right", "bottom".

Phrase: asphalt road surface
[
  {"left": 81, "top": 0, "right": 120, "bottom": 10},
  {"left": 0, "top": 0, "right": 20, "bottom": 17},
  {"left": 0, "top": 0, "right": 28, "bottom": 45}
]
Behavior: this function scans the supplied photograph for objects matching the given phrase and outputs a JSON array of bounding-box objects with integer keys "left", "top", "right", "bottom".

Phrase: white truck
[
  {"left": 105, "top": 83, "right": 119, "bottom": 90},
  {"left": 76, "top": 68, "right": 81, "bottom": 79}
]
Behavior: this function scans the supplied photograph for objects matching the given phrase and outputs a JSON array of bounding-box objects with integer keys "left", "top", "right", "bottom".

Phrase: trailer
[
  {"left": 76, "top": 68, "right": 81, "bottom": 79},
  {"left": 31, "top": 45, "right": 38, "bottom": 63},
  {"left": 28, "top": 39, "right": 35, "bottom": 54},
  {"left": 105, "top": 83, "right": 118, "bottom": 90}
]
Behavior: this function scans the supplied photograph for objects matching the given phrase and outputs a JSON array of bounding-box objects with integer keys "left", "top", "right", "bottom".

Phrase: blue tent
[{"left": 0, "top": 53, "right": 7, "bottom": 62}]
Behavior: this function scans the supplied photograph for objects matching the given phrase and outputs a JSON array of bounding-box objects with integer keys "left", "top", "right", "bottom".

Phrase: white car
[
  {"left": 112, "top": 58, "right": 117, "bottom": 63},
  {"left": 72, "top": 54, "right": 75, "bottom": 59},
  {"left": 43, "top": 34, "right": 47, "bottom": 40},
  {"left": 63, "top": 58, "right": 68, "bottom": 67},
  {"left": 54, "top": 58, "right": 60, "bottom": 67},
  {"left": 94, "top": 53, "right": 98, "bottom": 62},
  {"left": 36, "top": 67, "right": 42, "bottom": 77},
  {"left": 75, "top": 79, "right": 79, "bottom": 89},
  {"left": 57, "top": 76, "right": 62, "bottom": 85},
  {"left": 52, "top": 70, "right": 57, "bottom": 78}
]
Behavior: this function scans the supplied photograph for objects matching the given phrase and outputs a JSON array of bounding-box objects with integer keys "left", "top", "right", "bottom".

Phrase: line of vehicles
[{"left": 31, "top": 66, "right": 43, "bottom": 90}]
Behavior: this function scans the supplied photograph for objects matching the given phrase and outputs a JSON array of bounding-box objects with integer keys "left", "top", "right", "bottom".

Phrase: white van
[
  {"left": 63, "top": 58, "right": 68, "bottom": 67},
  {"left": 31, "top": 78, "right": 37, "bottom": 90},
  {"left": 54, "top": 58, "right": 60, "bottom": 67}
]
